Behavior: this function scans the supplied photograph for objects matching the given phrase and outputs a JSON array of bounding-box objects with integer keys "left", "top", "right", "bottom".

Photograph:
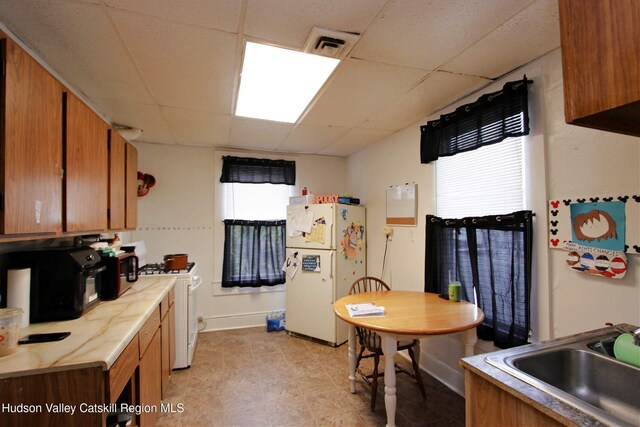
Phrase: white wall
[
  {"left": 132, "top": 143, "right": 347, "bottom": 331},
  {"left": 347, "top": 48, "right": 640, "bottom": 395}
]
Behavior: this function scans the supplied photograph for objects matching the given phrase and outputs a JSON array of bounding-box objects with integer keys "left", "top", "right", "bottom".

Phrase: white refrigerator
[{"left": 285, "top": 203, "right": 366, "bottom": 346}]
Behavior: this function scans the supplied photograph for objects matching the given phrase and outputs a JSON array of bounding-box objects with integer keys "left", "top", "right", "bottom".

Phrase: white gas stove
[{"left": 133, "top": 243, "right": 201, "bottom": 369}]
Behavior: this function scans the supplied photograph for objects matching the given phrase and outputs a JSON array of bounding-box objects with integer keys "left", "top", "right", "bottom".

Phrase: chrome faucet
[{"left": 634, "top": 328, "right": 640, "bottom": 346}]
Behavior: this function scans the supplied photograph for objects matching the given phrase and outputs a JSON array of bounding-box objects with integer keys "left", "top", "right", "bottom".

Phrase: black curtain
[
  {"left": 222, "top": 220, "right": 286, "bottom": 288},
  {"left": 220, "top": 156, "right": 296, "bottom": 185},
  {"left": 420, "top": 77, "right": 532, "bottom": 164},
  {"left": 425, "top": 211, "right": 533, "bottom": 348}
]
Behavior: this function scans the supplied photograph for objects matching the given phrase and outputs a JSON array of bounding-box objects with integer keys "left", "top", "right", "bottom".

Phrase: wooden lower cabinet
[
  {"left": 0, "top": 367, "right": 105, "bottom": 427},
  {"left": 160, "top": 289, "right": 175, "bottom": 398},
  {"left": 168, "top": 302, "right": 176, "bottom": 376},
  {"left": 464, "top": 370, "right": 563, "bottom": 427},
  {"left": 0, "top": 288, "right": 174, "bottom": 427},
  {"left": 138, "top": 328, "right": 162, "bottom": 427}
]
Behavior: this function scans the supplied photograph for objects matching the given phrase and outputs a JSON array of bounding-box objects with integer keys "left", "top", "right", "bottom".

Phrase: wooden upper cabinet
[
  {"left": 108, "top": 130, "right": 126, "bottom": 230},
  {"left": 558, "top": 0, "right": 640, "bottom": 136},
  {"left": 1, "top": 37, "right": 63, "bottom": 235},
  {"left": 125, "top": 142, "right": 138, "bottom": 229},
  {"left": 64, "top": 92, "right": 109, "bottom": 232}
]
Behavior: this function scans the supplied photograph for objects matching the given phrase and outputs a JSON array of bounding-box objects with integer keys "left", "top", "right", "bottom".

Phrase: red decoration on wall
[{"left": 137, "top": 172, "right": 156, "bottom": 197}]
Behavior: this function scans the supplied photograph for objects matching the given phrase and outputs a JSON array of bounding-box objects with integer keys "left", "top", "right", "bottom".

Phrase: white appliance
[
  {"left": 131, "top": 242, "right": 202, "bottom": 369},
  {"left": 285, "top": 203, "right": 366, "bottom": 346}
]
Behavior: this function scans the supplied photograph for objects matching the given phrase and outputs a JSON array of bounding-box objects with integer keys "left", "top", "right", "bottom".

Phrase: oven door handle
[{"left": 189, "top": 276, "right": 203, "bottom": 294}]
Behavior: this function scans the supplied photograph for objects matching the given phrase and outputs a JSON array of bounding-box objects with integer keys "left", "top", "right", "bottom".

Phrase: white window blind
[
  {"left": 224, "top": 183, "right": 292, "bottom": 220},
  {"left": 436, "top": 137, "right": 524, "bottom": 218}
]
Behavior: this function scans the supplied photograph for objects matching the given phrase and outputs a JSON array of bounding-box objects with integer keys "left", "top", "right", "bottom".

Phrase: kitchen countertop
[
  {"left": 459, "top": 327, "right": 628, "bottom": 427},
  {"left": 0, "top": 275, "right": 176, "bottom": 379}
]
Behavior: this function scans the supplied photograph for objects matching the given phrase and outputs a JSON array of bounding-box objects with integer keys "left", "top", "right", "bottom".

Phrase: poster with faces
[{"left": 548, "top": 194, "right": 639, "bottom": 279}]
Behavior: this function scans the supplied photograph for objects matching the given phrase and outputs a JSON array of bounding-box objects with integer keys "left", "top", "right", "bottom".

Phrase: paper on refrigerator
[
  {"left": 304, "top": 217, "right": 326, "bottom": 243},
  {"left": 287, "top": 205, "right": 314, "bottom": 236},
  {"left": 282, "top": 249, "right": 300, "bottom": 278}
]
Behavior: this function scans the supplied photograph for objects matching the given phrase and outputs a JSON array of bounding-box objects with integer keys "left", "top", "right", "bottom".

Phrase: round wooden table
[{"left": 334, "top": 291, "right": 484, "bottom": 427}]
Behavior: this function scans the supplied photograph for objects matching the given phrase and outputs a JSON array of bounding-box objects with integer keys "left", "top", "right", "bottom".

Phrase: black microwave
[{"left": 11, "top": 247, "right": 105, "bottom": 323}]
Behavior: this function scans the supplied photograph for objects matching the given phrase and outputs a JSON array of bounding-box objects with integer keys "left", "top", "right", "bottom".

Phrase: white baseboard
[
  {"left": 422, "top": 352, "right": 465, "bottom": 397},
  {"left": 200, "top": 311, "right": 268, "bottom": 332}
]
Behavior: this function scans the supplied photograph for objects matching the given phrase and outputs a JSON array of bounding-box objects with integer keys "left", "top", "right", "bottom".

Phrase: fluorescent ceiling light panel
[{"left": 235, "top": 41, "right": 339, "bottom": 123}]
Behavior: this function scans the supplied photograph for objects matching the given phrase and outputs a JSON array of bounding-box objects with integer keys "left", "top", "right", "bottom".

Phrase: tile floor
[{"left": 157, "top": 327, "right": 465, "bottom": 426}]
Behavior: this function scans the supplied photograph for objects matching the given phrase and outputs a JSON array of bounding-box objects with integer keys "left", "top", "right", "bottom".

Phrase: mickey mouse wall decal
[{"left": 137, "top": 172, "right": 156, "bottom": 197}]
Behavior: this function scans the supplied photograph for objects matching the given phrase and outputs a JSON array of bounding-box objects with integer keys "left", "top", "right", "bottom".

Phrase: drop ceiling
[{"left": 0, "top": 0, "right": 560, "bottom": 157}]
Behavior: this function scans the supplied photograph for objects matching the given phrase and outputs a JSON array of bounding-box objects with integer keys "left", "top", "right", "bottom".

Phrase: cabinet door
[
  {"left": 161, "top": 311, "right": 170, "bottom": 398},
  {"left": 125, "top": 142, "right": 138, "bottom": 229},
  {"left": 139, "top": 328, "right": 161, "bottom": 426},
  {"left": 1, "top": 38, "right": 63, "bottom": 235},
  {"left": 169, "top": 302, "right": 176, "bottom": 371},
  {"left": 559, "top": 0, "right": 640, "bottom": 136},
  {"left": 108, "top": 130, "right": 126, "bottom": 230},
  {"left": 65, "top": 92, "right": 108, "bottom": 232}
]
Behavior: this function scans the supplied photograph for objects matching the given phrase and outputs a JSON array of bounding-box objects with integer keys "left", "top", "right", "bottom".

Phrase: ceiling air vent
[{"left": 303, "top": 27, "right": 359, "bottom": 60}]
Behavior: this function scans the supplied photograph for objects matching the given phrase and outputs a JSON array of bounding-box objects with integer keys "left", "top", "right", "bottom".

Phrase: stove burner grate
[{"left": 138, "top": 262, "right": 195, "bottom": 275}]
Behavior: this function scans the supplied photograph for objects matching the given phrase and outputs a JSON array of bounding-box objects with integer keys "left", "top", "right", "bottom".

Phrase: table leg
[
  {"left": 462, "top": 328, "right": 478, "bottom": 357},
  {"left": 348, "top": 324, "right": 356, "bottom": 393},
  {"left": 381, "top": 334, "right": 398, "bottom": 427}
]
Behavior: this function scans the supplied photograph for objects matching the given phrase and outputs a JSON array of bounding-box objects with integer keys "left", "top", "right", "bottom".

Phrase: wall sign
[
  {"left": 386, "top": 183, "right": 417, "bottom": 226},
  {"left": 549, "top": 193, "right": 638, "bottom": 281},
  {"left": 548, "top": 194, "right": 639, "bottom": 255},
  {"left": 301, "top": 255, "right": 321, "bottom": 272}
]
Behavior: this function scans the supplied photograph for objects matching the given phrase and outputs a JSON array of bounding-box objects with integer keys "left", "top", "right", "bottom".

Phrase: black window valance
[
  {"left": 420, "top": 77, "right": 532, "bottom": 164},
  {"left": 220, "top": 156, "right": 296, "bottom": 185}
]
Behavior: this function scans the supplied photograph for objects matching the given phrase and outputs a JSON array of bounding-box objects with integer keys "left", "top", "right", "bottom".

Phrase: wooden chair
[{"left": 349, "top": 276, "right": 427, "bottom": 411}]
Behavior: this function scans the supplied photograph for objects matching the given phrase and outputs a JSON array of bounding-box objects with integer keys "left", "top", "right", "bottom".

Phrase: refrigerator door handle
[
  {"left": 330, "top": 220, "right": 334, "bottom": 248},
  {"left": 330, "top": 251, "right": 334, "bottom": 279}
]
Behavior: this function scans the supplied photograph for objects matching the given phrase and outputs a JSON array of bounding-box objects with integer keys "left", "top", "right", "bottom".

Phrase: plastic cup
[
  {"left": 0, "top": 308, "right": 23, "bottom": 357},
  {"left": 613, "top": 333, "right": 640, "bottom": 367},
  {"left": 448, "top": 282, "right": 461, "bottom": 302}
]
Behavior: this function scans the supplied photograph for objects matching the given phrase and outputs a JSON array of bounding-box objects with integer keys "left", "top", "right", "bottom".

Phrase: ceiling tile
[
  {"left": 351, "top": 0, "right": 533, "bottom": 70},
  {"left": 1, "top": 0, "right": 563, "bottom": 157},
  {"left": 319, "top": 127, "right": 393, "bottom": 157},
  {"left": 111, "top": 9, "right": 237, "bottom": 113},
  {"left": 275, "top": 124, "right": 351, "bottom": 154},
  {"left": 229, "top": 117, "right": 294, "bottom": 151},
  {"left": 302, "top": 58, "right": 428, "bottom": 128},
  {"left": 105, "top": 0, "right": 241, "bottom": 32},
  {"left": 362, "top": 71, "right": 490, "bottom": 130},
  {"left": 94, "top": 97, "right": 175, "bottom": 144},
  {"left": 0, "top": 0, "right": 154, "bottom": 105},
  {"left": 244, "top": 0, "right": 386, "bottom": 49},
  {"left": 442, "top": 0, "right": 560, "bottom": 78},
  {"left": 161, "top": 107, "right": 231, "bottom": 146}
]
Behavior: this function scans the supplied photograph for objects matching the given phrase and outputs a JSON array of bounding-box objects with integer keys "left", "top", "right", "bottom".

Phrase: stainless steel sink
[{"left": 485, "top": 325, "right": 640, "bottom": 427}]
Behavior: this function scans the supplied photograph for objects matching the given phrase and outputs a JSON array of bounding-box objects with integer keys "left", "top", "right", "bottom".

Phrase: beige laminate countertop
[{"left": 0, "top": 275, "right": 176, "bottom": 379}]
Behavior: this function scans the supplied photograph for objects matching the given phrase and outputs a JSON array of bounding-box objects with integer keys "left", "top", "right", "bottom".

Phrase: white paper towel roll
[{"left": 7, "top": 268, "right": 30, "bottom": 328}]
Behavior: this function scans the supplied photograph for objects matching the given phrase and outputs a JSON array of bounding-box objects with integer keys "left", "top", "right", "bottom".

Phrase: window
[
  {"left": 220, "top": 156, "right": 294, "bottom": 288},
  {"left": 436, "top": 136, "right": 524, "bottom": 217},
  {"left": 424, "top": 78, "right": 533, "bottom": 348},
  {"left": 224, "top": 183, "right": 292, "bottom": 221}
]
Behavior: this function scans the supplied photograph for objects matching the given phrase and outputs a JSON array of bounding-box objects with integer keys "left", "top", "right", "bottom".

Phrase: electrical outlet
[
  {"left": 383, "top": 226, "right": 393, "bottom": 239},
  {"left": 197, "top": 315, "right": 204, "bottom": 323}
]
